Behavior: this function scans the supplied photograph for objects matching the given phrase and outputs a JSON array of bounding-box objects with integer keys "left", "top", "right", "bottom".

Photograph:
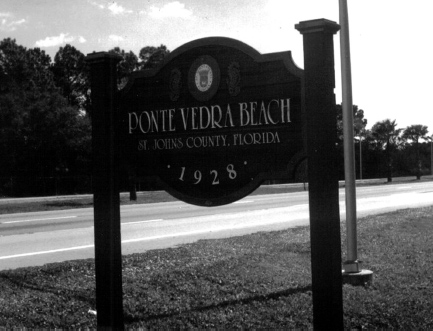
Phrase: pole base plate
[{"left": 342, "top": 269, "right": 374, "bottom": 286}]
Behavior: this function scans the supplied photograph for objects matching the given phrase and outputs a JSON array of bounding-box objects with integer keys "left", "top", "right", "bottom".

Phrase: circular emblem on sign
[
  {"left": 188, "top": 55, "right": 220, "bottom": 101},
  {"left": 195, "top": 64, "right": 213, "bottom": 92}
]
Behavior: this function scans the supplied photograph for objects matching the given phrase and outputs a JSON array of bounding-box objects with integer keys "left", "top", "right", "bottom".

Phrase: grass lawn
[{"left": 0, "top": 206, "right": 432, "bottom": 328}]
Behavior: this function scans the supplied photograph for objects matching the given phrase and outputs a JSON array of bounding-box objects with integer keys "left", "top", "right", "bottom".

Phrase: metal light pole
[
  {"left": 431, "top": 136, "right": 433, "bottom": 175},
  {"left": 339, "top": 0, "right": 359, "bottom": 273},
  {"left": 339, "top": 0, "right": 373, "bottom": 285},
  {"left": 359, "top": 129, "right": 364, "bottom": 180},
  {"left": 359, "top": 135, "right": 362, "bottom": 180}
]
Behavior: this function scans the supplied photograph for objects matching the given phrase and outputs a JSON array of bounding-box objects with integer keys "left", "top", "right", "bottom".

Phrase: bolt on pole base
[{"left": 342, "top": 260, "right": 373, "bottom": 286}]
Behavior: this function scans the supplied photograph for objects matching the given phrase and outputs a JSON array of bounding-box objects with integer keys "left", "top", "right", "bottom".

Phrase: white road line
[
  {"left": 2, "top": 216, "right": 78, "bottom": 224},
  {"left": 0, "top": 244, "right": 94, "bottom": 260},
  {"left": 122, "top": 219, "right": 163, "bottom": 225},
  {"left": 234, "top": 200, "right": 254, "bottom": 204},
  {"left": 0, "top": 226, "right": 249, "bottom": 260},
  {"left": 122, "top": 229, "right": 219, "bottom": 244}
]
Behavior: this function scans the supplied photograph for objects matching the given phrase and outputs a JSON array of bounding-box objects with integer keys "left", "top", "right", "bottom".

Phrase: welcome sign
[
  {"left": 120, "top": 37, "right": 304, "bottom": 206},
  {"left": 88, "top": 20, "right": 343, "bottom": 328}
]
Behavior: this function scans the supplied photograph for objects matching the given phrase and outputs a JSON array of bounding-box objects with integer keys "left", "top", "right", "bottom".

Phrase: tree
[
  {"left": 336, "top": 104, "right": 367, "bottom": 141},
  {"left": 335, "top": 104, "right": 368, "bottom": 179},
  {"left": 402, "top": 124, "right": 429, "bottom": 179},
  {"left": 138, "top": 44, "right": 170, "bottom": 70},
  {"left": 0, "top": 38, "right": 57, "bottom": 180},
  {"left": 0, "top": 38, "right": 91, "bottom": 196},
  {"left": 108, "top": 47, "right": 139, "bottom": 89},
  {"left": 0, "top": 38, "right": 56, "bottom": 96},
  {"left": 51, "top": 44, "right": 90, "bottom": 112},
  {"left": 370, "top": 119, "right": 402, "bottom": 182},
  {"left": 107, "top": 45, "right": 170, "bottom": 89}
]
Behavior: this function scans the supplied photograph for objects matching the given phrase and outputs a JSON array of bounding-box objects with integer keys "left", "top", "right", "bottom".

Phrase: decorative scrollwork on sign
[
  {"left": 227, "top": 61, "right": 241, "bottom": 96},
  {"left": 169, "top": 68, "right": 182, "bottom": 101}
]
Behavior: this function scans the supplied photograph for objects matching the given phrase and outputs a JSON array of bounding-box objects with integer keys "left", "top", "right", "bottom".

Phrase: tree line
[
  {"left": 335, "top": 106, "right": 431, "bottom": 182},
  {"left": 0, "top": 38, "right": 169, "bottom": 196},
  {"left": 0, "top": 38, "right": 430, "bottom": 196}
]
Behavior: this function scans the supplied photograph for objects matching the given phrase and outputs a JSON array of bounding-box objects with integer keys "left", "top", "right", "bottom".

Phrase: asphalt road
[{"left": 1, "top": 181, "right": 433, "bottom": 270}]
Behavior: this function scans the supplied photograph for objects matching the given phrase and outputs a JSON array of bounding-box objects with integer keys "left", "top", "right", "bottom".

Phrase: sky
[{"left": 1, "top": 0, "right": 433, "bottom": 134}]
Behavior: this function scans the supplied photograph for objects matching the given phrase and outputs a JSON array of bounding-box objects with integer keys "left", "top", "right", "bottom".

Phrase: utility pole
[
  {"left": 431, "top": 136, "right": 433, "bottom": 175},
  {"left": 339, "top": 0, "right": 373, "bottom": 285}
]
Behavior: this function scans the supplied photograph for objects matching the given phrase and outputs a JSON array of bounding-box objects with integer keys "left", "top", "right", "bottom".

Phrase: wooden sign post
[
  {"left": 86, "top": 52, "right": 124, "bottom": 329},
  {"left": 296, "top": 19, "right": 344, "bottom": 329}
]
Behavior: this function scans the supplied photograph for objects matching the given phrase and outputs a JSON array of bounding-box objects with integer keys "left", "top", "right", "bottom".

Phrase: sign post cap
[
  {"left": 295, "top": 18, "right": 340, "bottom": 35},
  {"left": 85, "top": 51, "right": 122, "bottom": 64}
]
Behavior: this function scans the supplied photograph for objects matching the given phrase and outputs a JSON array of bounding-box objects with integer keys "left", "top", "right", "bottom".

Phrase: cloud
[
  {"left": 108, "top": 2, "right": 132, "bottom": 15},
  {"left": 35, "top": 33, "right": 87, "bottom": 48},
  {"left": 90, "top": 1, "right": 132, "bottom": 15},
  {"left": 148, "top": 1, "right": 193, "bottom": 19},
  {"left": 108, "top": 34, "right": 124, "bottom": 42},
  {"left": 0, "top": 12, "right": 26, "bottom": 32},
  {"left": 89, "top": 1, "right": 105, "bottom": 9},
  {"left": 97, "top": 34, "right": 126, "bottom": 49}
]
